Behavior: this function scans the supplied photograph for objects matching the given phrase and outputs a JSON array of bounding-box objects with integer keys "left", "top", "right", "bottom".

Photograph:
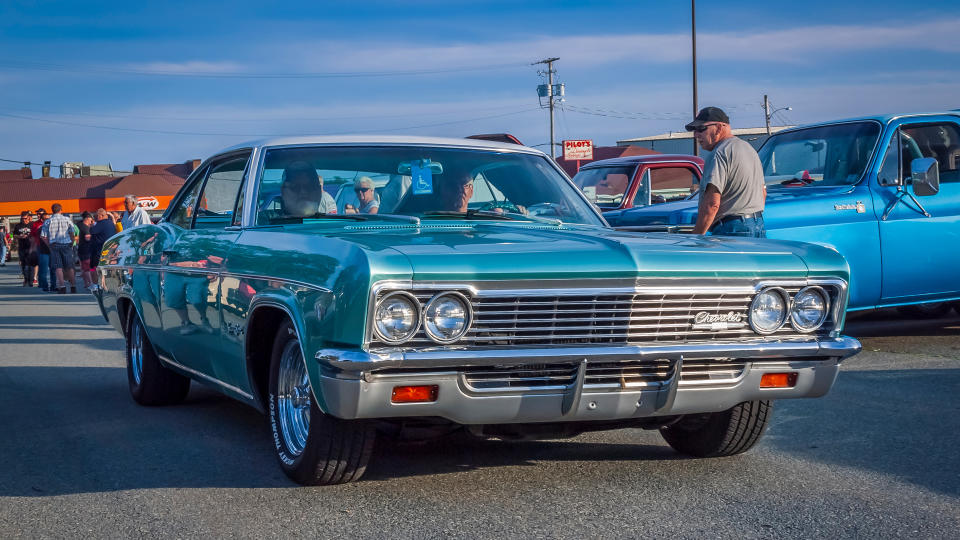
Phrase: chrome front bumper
[{"left": 314, "top": 336, "right": 861, "bottom": 424}]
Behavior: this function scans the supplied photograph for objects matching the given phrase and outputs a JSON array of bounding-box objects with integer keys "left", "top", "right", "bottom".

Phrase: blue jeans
[
  {"left": 36, "top": 252, "right": 50, "bottom": 290},
  {"left": 710, "top": 214, "right": 766, "bottom": 238},
  {"left": 0, "top": 244, "right": 6, "bottom": 264}
]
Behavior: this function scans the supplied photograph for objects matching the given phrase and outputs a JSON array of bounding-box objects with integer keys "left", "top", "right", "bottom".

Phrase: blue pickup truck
[{"left": 608, "top": 112, "right": 960, "bottom": 313}]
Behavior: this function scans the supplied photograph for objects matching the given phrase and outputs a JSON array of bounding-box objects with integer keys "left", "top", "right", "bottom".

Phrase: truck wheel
[
  {"left": 897, "top": 303, "right": 952, "bottom": 319},
  {"left": 660, "top": 400, "right": 772, "bottom": 457},
  {"left": 126, "top": 310, "right": 190, "bottom": 406},
  {"left": 268, "top": 320, "right": 375, "bottom": 485}
]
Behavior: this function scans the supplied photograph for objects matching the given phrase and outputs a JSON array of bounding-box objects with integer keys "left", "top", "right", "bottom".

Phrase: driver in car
[{"left": 280, "top": 161, "right": 337, "bottom": 217}]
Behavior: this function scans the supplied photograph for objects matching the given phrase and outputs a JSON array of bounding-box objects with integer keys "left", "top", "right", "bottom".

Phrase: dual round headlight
[
  {"left": 749, "top": 286, "right": 830, "bottom": 334},
  {"left": 373, "top": 291, "right": 472, "bottom": 344}
]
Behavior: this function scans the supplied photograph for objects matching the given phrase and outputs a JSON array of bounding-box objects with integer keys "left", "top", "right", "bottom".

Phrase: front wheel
[
  {"left": 268, "top": 320, "right": 375, "bottom": 485},
  {"left": 660, "top": 400, "right": 772, "bottom": 457}
]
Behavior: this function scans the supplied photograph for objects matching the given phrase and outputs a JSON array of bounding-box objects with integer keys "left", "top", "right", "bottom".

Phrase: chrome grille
[
  {"left": 370, "top": 284, "right": 839, "bottom": 349},
  {"left": 459, "top": 359, "right": 745, "bottom": 394}
]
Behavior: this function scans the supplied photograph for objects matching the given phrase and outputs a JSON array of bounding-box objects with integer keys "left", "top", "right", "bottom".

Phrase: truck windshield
[{"left": 758, "top": 121, "right": 881, "bottom": 187}]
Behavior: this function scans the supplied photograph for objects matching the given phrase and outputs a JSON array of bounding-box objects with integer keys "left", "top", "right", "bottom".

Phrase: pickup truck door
[
  {"left": 158, "top": 151, "right": 251, "bottom": 384},
  {"left": 872, "top": 117, "right": 960, "bottom": 303}
]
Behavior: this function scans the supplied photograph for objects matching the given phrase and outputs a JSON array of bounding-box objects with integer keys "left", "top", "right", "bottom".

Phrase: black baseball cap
[{"left": 685, "top": 107, "right": 730, "bottom": 131}]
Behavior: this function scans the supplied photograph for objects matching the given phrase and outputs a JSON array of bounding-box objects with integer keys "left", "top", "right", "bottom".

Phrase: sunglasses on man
[
  {"left": 355, "top": 187, "right": 372, "bottom": 193},
  {"left": 693, "top": 123, "right": 720, "bottom": 133}
]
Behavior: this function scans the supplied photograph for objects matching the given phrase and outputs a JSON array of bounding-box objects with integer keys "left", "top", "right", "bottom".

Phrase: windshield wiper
[
  {"left": 422, "top": 209, "right": 562, "bottom": 226},
  {"left": 303, "top": 213, "right": 421, "bottom": 224}
]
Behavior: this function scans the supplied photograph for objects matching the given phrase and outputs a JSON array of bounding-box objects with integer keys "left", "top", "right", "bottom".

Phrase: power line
[
  {"left": 0, "top": 60, "right": 529, "bottom": 79},
  {"left": 0, "top": 104, "right": 529, "bottom": 123}
]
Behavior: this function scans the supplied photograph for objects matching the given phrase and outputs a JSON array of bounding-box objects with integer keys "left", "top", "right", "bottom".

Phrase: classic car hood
[
  {"left": 617, "top": 185, "right": 855, "bottom": 227},
  {"left": 318, "top": 223, "right": 821, "bottom": 281}
]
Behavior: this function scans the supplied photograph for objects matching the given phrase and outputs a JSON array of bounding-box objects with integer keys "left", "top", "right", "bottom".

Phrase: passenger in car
[
  {"left": 344, "top": 176, "right": 379, "bottom": 214},
  {"left": 438, "top": 173, "right": 474, "bottom": 212}
]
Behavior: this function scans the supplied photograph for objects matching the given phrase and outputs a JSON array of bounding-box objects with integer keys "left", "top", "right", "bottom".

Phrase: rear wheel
[
  {"left": 126, "top": 309, "right": 190, "bottom": 406},
  {"left": 660, "top": 400, "right": 772, "bottom": 457},
  {"left": 268, "top": 320, "right": 375, "bottom": 485}
]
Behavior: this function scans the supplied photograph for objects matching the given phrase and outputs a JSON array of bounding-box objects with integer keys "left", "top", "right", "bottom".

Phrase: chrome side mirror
[{"left": 910, "top": 157, "right": 940, "bottom": 196}]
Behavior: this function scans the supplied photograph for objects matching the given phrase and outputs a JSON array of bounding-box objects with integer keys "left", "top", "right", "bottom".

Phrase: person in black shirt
[
  {"left": 88, "top": 208, "right": 116, "bottom": 291},
  {"left": 12, "top": 211, "right": 36, "bottom": 287},
  {"left": 77, "top": 211, "right": 95, "bottom": 290}
]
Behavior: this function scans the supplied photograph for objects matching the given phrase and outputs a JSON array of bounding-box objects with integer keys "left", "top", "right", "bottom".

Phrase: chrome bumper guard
[{"left": 314, "top": 336, "right": 860, "bottom": 424}]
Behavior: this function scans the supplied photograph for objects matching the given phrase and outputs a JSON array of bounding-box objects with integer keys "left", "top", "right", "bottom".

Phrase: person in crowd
[
  {"left": 120, "top": 195, "right": 152, "bottom": 230},
  {"left": 13, "top": 211, "right": 36, "bottom": 286},
  {"left": 0, "top": 216, "right": 9, "bottom": 266},
  {"left": 77, "top": 211, "right": 95, "bottom": 290},
  {"left": 88, "top": 208, "right": 116, "bottom": 291},
  {"left": 41, "top": 203, "right": 77, "bottom": 294},
  {"left": 30, "top": 208, "right": 52, "bottom": 291},
  {"left": 343, "top": 176, "right": 380, "bottom": 214},
  {"left": 278, "top": 162, "right": 337, "bottom": 217},
  {"left": 685, "top": 106, "right": 767, "bottom": 237}
]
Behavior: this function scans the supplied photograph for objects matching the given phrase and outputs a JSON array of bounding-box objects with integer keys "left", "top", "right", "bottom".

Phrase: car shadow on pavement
[
  {"left": 363, "top": 434, "right": 683, "bottom": 483},
  {"left": 0, "top": 366, "right": 293, "bottom": 495},
  {"left": 766, "top": 366, "right": 960, "bottom": 498}
]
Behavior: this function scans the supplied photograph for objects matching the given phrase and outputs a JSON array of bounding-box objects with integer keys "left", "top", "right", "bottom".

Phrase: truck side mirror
[{"left": 910, "top": 157, "right": 940, "bottom": 196}]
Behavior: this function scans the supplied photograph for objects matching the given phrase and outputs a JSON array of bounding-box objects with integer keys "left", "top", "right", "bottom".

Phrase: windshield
[
  {"left": 572, "top": 166, "right": 635, "bottom": 207},
  {"left": 758, "top": 121, "right": 881, "bottom": 187},
  {"left": 256, "top": 146, "right": 603, "bottom": 226}
]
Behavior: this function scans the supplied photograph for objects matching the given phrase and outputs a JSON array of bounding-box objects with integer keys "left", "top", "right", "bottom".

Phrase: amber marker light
[
  {"left": 391, "top": 385, "right": 439, "bottom": 403},
  {"left": 760, "top": 373, "right": 798, "bottom": 388}
]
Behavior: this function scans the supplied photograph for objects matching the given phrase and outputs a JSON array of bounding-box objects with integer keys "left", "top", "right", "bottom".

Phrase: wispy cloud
[
  {"left": 120, "top": 60, "right": 246, "bottom": 74},
  {"left": 275, "top": 17, "right": 960, "bottom": 72}
]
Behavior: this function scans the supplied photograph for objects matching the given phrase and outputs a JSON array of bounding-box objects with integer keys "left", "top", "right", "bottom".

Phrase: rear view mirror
[
  {"left": 910, "top": 157, "right": 940, "bottom": 196},
  {"left": 398, "top": 159, "right": 443, "bottom": 175}
]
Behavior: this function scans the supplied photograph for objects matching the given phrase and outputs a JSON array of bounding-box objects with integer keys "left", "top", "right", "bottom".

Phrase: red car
[{"left": 571, "top": 154, "right": 704, "bottom": 220}]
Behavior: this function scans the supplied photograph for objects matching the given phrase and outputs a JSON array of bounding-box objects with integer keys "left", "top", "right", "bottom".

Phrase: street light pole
[
  {"left": 691, "top": 0, "right": 699, "bottom": 156},
  {"left": 764, "top": 94, "right": 792, "bottom": 135}
]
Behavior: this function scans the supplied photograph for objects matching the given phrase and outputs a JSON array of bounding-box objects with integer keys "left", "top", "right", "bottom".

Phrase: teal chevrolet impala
[{"left": 95, "top": 136, "right": 861, "bottom": 485}]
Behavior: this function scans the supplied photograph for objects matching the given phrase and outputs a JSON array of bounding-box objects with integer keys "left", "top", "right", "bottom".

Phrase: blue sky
[{"left": 1, "top": 0, "right": 958, "bottom": 174}]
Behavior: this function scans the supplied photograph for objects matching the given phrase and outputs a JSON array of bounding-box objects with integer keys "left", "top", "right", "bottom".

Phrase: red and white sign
[
  {"left": 137, "top": 196, "right": 160, "bottom": 210},
  {"left": 563, "top": 139, "right": 594, "bottom": 161}
]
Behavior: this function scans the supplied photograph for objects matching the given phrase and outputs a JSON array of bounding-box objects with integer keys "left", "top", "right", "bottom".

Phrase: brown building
[{"left": 0, "top": 159, "right": 199, "bottom": 218}]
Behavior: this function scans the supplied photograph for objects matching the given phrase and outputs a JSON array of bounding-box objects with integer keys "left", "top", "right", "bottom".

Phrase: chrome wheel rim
[
  {"left": 130, "top": 321, "right": 144, "bottom": 385},
  {"left": 277, "top": 339, "right": 311, "bottom": 457}
]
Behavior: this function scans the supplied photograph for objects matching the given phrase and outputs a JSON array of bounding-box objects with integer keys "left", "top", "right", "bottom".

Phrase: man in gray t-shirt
[{"left": 686, "top": 107, "right": 766, "bottom": 237}]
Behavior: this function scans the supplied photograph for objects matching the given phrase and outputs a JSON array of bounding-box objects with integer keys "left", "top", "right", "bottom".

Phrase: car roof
[
  {"left": 216, "top": 135, "right": 546, "bottom": 156},
  {"left": 577, "top": 154, "right": 705, "bottom": 170},
  {"left": 771, "top": 111, "right": 960, "bottom": 135}
]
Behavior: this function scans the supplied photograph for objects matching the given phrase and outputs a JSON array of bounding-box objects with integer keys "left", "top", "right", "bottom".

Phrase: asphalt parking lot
[{"left": 0, "top": 264, "right": 957, "bottom": 539}]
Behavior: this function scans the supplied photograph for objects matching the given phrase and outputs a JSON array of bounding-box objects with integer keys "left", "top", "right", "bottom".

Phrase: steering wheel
[{"left": 478, "top": 200, "right": 523, "bottom": 214}]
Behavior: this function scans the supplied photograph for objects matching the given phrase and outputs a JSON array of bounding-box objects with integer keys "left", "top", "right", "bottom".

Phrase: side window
[
  {"left": 630, "top": 169, "right": 650, "bottom": 207},
  {"left": 168, "top": 168, "right": 208, "bottom": 229},
  {"left": 878, "top": 132, "right": 901, "bottom": 185},
  {"left": 650, "top": 167, "right": 698, "bottom": 203},
  {"left": 900, "top": 123, "right": 960, "bottom": 183},
  {"left": 195, "top": 153, "right": 251, "bottom": 229}
]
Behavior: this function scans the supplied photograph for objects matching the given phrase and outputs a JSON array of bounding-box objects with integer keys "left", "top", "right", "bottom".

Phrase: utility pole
[
  {"left": 691, "top": 0, "right": 699, "bottom": 156},
  {"left": 764, "top": 94, "right": 771, "bottom": 135},
  {"left": 534, "top": 57, "right": 562, "bottom": 159}
]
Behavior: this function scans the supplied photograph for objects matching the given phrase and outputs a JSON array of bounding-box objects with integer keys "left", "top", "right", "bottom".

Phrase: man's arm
[{"left": 692, "top": 184, "right": 721, "bottom": 235}]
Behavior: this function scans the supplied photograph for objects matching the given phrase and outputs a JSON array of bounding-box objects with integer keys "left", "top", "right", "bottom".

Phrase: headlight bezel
[
  {"left": 748, "top": 287, "right": 790, "bottom": 335},
  {"left": 373, "top": 291, "right": 421, "bottom": 344},
  {"left": 790, "top": 286, "right": 830, "bottom": 333},
  {"left": 422, "top": 291, "right": 473, "bottom": 344}
]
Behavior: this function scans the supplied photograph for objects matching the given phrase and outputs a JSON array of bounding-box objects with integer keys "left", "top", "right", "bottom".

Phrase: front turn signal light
[
  {"left": 760, "top": 373, "right": 798, "bottom": 388},
  {"left": 391, "top": 385, "right": 439, "bottom": 403}
]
